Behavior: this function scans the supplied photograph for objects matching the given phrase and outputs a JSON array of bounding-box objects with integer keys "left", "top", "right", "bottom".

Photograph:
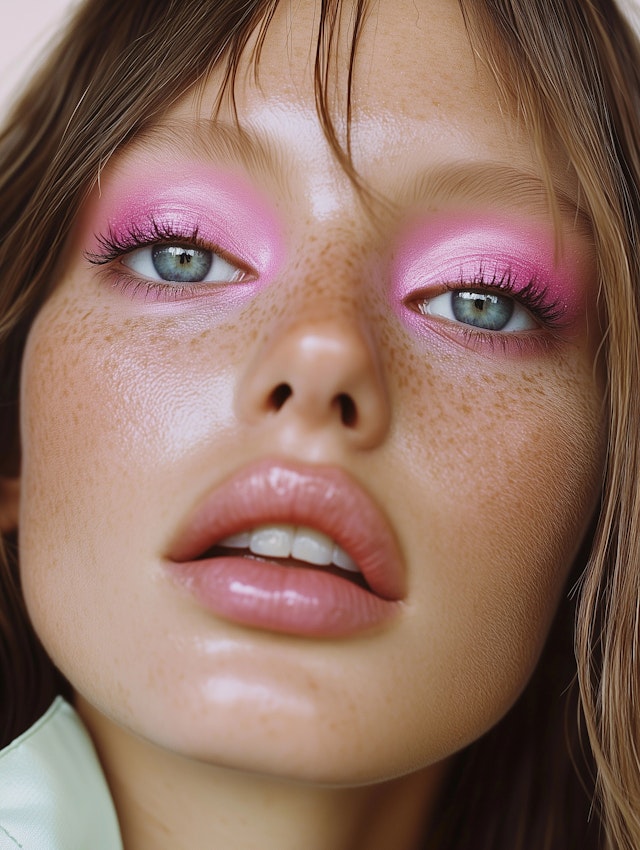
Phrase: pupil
[{"left": 452, "top": 290, "right": 513, "bottom": 330}]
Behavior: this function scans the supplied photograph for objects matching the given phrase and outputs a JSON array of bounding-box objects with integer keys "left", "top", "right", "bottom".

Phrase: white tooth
[
  {"left": 218, "top": 531, "right": 251, "bottom": 548},
  {"left": 291, "top": 527, "right": 333, "bottom": 566},
  {"left": 250, "top": 524, "right": 294, "bottom": 558},
  {"left": 331, "top": 543, "right": 359, "bottom": 573}
]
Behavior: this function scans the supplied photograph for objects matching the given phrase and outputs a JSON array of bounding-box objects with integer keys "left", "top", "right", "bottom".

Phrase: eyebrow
[
  {"left": 398, "top": 163, "right": 592, "bottom": 235},
  {"left": 131, "top": 118, "right": 592, "bottom": 235},
  {"left": 131, "top": 119, "right": 294, "bottom": 200}
]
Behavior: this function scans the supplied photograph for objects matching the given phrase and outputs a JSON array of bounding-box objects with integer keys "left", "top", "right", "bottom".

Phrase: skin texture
[{"left": 13, "top": 0, "right": 605, "bottom": 847}]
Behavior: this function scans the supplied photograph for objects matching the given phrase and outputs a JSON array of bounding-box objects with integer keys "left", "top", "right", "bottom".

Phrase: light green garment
[{"left": 0, "top": 697, "right": 123, "bottom": 850}]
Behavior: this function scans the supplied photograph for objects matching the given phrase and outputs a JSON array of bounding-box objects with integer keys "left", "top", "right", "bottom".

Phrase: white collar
[{"left": 0, "top": 697, "right": 123, "bottom": 850}]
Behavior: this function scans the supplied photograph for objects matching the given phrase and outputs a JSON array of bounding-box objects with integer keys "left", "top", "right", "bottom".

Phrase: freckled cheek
[
  {"left": 25, "top": 303, "right": 240, "bottom": 459},
  {"left": 18, "top": 297, "right": 255, "bottom": 577},
  {"left": 17, "top": 291, "right": 257, "bottom": 686},
  {"left": 388, "top": 347, "right": 604, "bottom": 651}
]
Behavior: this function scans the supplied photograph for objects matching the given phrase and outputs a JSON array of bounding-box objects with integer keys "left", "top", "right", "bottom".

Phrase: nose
[{"left": 235, "top": 315, "right": 390, "bottom": 450}]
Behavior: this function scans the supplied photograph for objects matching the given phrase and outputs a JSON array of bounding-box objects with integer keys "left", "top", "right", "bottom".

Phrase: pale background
[
  {"left": 0, "top": 0, "right": 79, "bottom": 118},
  {"left": 0, "top": 0, "right": 639, "bottom": 117}
]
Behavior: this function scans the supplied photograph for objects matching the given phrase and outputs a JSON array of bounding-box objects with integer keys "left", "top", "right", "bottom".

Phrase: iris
[
  {"left": 151, "top": 245, "right": 212, "bottom": 282},
  {"left": 451, "top": 290, "right": 514, "bottom": 330}
]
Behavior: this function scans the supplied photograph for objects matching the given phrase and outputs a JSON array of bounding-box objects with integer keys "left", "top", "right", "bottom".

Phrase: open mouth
[
  {"left": 167, "top": 461, "right": 405, "bottom": 635},
  {"left": 167, "top": 460, "right": 406, "bottom": 638},
  {"left": 195, "top": 523, "right": 371, "bottom": 591}
]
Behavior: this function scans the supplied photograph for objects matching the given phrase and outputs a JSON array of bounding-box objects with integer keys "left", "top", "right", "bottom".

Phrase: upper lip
[{"left": 168, "top": 459, "right": 406, "bottom": 600}]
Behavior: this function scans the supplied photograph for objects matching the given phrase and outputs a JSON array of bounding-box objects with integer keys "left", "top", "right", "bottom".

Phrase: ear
[{"left": 0, "top": 477, "right": 20, "bottom": 534}]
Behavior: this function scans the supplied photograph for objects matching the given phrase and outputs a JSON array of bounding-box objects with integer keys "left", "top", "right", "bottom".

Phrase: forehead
[
  {"left": 241, "top": 0, "right": 480, "bottom": 107},
  {"left": 216, "top": 0, "right": 508, "bottom": 155},
  {"left": 107, "top": 0, "right": 579, "bottom": 232}
]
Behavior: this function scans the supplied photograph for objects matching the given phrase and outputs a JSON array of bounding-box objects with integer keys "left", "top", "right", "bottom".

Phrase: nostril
[
  {"left": 266, "top": 384, "right": 358, "bottom": 427},
  {"left": 269, "top": 383, "right": 293, "bottom": 411},
  {"left": 337, "top": 393, "right": 357, "bottom": 428}
]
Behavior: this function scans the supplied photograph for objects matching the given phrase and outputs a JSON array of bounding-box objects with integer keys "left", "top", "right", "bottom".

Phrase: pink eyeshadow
[
  {"left": 391, "top": 212, "right": 591, "bottom": 326},
  {"left": 84, "top": 162, "right": 285, "bottom": 280}
]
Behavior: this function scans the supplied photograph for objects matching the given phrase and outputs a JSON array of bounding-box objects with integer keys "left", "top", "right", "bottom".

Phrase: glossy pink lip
[{"left": 167, "top": 460, "right": 406, "bottom": 637}]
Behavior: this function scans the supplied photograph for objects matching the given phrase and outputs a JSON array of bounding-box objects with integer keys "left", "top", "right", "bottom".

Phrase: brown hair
[{"left": 1, "top": 1, "right": 640, "bottom": 847}]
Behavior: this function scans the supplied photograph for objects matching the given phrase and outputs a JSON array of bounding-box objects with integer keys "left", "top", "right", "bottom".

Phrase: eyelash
[
  {"left": 410, "top": 265, "right": 567, "bottom": 351},
  {"left": 86, "top": 219, "right": 248, "bottom": 300},
  {"left": 467, "top": 267, "right": 560, "bottom": 319}
]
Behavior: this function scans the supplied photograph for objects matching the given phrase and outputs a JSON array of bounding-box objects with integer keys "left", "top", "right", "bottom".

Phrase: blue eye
[
  {"left": 418, "top": 288, "right": 537, "bottom": 332},
  {"left": 123, "top": 243, "right": 246, "bottom": 284},
  {"left": 151, "top": 245, "right": 212, "bottom": 282}
]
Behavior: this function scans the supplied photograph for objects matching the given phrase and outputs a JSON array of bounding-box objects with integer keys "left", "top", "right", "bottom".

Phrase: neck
[{"left": 76, "top": 695, "right": 448, "bottom": 850}]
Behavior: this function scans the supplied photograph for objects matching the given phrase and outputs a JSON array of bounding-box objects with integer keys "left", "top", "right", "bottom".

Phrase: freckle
[{"left": 246, "top": 326, "right": 258, "bottom": 344}]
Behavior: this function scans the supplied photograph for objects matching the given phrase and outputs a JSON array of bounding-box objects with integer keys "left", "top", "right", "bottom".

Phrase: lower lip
[{"left": 169, "top": 556, "right": 400, "bottom": 637}]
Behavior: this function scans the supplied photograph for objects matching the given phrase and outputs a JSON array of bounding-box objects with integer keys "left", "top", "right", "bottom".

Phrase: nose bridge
[{"left": 235, "top": 252, "right": 390, "bottom": 450}]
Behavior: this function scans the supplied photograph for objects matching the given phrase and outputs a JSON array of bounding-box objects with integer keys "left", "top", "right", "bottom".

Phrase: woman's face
[{"left": 17, "top": 0, "right": 604, "bottom": 783}]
